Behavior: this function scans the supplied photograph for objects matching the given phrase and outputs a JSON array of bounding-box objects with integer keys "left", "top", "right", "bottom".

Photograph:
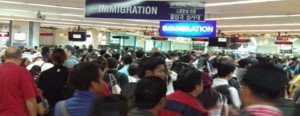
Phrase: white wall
[
  {"left": 172, "top": 42, "right": 191, "bottom": 51},
  {"left": 39, "top": 28, "right": 110, "bottom": 49}
]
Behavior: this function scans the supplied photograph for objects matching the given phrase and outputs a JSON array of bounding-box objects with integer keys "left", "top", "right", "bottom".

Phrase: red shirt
[{"left": 0, "top": 62, "right": 38, "bottom": 116}]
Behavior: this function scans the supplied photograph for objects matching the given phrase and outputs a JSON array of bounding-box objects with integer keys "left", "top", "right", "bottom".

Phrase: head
[
  {"left": 71, "top": 63, "right": 104, "bottom": 95},
  {"left": 107, "top": 57, "right": 119, "bottom": 70},
  {"left": 240, "top": 64, "right": 287, "bottom": 107},
  {"left": 175, "top": 67, "right": 204, "bottom": 97},
  {"left": 135, "top": 77, "right": 167, "bottom": 111},
  {"left": 20, "top": 58, "right": 31, "bottom": 67},
  {"left": 121, "top": 54, "right": 133, "bottom": 65},
  {"left": 197, "top": 72, "right": 219, "bottom": 109},
  {"left": 138, "top": 57, "right": 166, "bottom": 79},
  {"left": 86, "top": 54, "right": 99, "bottom": 62},
  {"left": 169, "top": 52, "right": 179, "bottom": 61},
  {"left": 89, "top": 95, "right": 129, "bottom": 116},
  {"left": 100, "top": 50, "right": 107, "bottom": 56},
  {"left": 64, "top": 45, "right": 75, "bottom": 57},
  {"left": 217, "top": 61, "right": 236, "bottom": 80},
  {"left": 136, "top": 50, "right": 145, "bottom": 59},
  {"left": 112, "top": 52, "right": 121, "bottom": 60},
  {"left": 128, "top": 63, "right": 138, "bottom": 77},
  {"left": 51, "top": 48, "right": 67, "bottom": 66},
  {"left": 238, "top": 58, "right": 251, "bottom": 69},
  {"left": 151, "top": 47, "right": 159, "bottom": 53},
  {"left": 4, "top": 46, "right": 22, "bottom": 65},
  {"left": 180, "top": 54, "right": 193, "bottom": 64}
]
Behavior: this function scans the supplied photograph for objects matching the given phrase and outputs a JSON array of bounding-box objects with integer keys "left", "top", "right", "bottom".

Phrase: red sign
[
  {"left": 236, "top": 39, "right": 250, "bottom": 43},
  {"left": 151, "top": 37, "right": 168, "bottom": 41},
  {"left": 275, "top": 41, "right": 292, "bottom": 45},
  {"left": 40, "top": 33, "right": 53, "bottom": 36},
  {"left": 191, "top": 38, "right": 208, "bottom": 42},
  {"left": 0, "top": 33, "right": 9, "bottom": 37}
]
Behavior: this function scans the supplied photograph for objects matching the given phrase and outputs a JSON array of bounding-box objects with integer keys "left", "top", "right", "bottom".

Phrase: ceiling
[{"left": 0, "top": 0, "right": 300, "bottom": 34}]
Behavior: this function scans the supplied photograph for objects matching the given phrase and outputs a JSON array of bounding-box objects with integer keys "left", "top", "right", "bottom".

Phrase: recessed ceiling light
[
  {"left": 218, "top": 23, "right": 300, "bottom": 28},
  {"left": 206, "top": 0, "right": 281, "bottom": 7},
  {"left": 223, "top": 29, "right": 300, "bottom": 33}
]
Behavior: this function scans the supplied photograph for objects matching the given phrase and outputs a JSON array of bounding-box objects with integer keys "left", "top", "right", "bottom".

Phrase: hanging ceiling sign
[
  {"left": 85, "top": 0, "right": 205, "bottom": 21},
  {"left": 159, "top": 21, "right": 216, "bottom": 37}
]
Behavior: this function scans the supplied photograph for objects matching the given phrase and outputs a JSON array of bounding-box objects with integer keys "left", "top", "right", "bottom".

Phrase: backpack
[
  {"left": 214, "top": 85, "right": 233, "bottom": 105},
  {"left": 30, "top": 63, "right": 45, "bottom": 83}
]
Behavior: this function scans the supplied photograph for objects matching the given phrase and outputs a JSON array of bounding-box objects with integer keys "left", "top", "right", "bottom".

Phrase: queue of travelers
[{"left": 0, "top": 44, "right": 300, "bottom": 116}]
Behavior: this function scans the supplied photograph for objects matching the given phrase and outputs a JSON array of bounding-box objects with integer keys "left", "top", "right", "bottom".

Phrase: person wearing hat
[
  {"left": 64, "top": 45, "right": 79, "bottom": 69},
  {"left": 26, "top": 52, "right": 54, "bottom": 72},
  {"left": 198, "top": 72, "right": 228, "bottom": 116}
]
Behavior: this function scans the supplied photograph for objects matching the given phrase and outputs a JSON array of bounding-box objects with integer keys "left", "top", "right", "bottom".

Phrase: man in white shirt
[
  {"left": 212, "top": 61, "right": 241, "bottom": 108},
  {"left": 26, "top": 52, "right": 53, "bottom": 72}
]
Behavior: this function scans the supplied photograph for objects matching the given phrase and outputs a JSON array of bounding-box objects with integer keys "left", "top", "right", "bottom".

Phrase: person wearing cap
[
  {"left": 64, "top": 45, "right": 79, "bottom": 69},
  {"left": 26, "top": 52, "right": 54, "bottom": 72},
  {"left": 198, "top": 72, "right": 228, "bottom": 116},
  {"left": 22, "top": 46, "right": 33, "bottom": 62}
]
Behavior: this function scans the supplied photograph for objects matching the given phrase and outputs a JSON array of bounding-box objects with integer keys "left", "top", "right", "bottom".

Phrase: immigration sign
[
  {"left": 85, "top": 0, "right": 205, "bottom": 21},
  {"left": 159, "top": 21, "right": 217, "bottom": 37}
]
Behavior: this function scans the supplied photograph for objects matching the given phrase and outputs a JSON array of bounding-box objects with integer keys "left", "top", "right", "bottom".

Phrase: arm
[{"left": 26, "top": 98, "right": 37, "bottom": 116}]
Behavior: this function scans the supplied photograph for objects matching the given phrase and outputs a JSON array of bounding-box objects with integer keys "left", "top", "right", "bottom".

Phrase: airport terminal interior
[{"left": 0, "top": 0, "right": 300, "bottom": 116}]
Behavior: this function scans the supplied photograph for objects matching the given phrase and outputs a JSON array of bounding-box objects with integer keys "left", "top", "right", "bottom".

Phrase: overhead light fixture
[
  {"left": 218, "top": 23, "right": 300, "bottom": 28},
  {"left": 207, "top": 14, "right": 300, "bottom": 20},
  {"left": 224, "top": 29, "right": 300, "bottom": 33},
  {"left": 0, "top": 0, "right": 84, "bottom": 10},
  {"left": 206, "top": 0, "right": 281, "bottom": 7}
]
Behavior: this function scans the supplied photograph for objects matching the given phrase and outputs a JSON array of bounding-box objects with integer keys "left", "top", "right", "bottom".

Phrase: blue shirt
[
  {"left": 54, "top": 90, "right": 99, "bottom": 116},
  {"left": 118, "top": 65, "right": 129, "bottom": 76},
  {"left": 294, "top": 66, "right": 300, "bottom": 76}
]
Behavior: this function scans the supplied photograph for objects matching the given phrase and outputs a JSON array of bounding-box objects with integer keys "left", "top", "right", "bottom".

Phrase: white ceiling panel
[{"left": 0, "top": 0, "right": 299, "bottom": 33}]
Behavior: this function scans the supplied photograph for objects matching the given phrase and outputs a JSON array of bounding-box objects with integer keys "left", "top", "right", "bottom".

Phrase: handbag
[{"left": 109, "top": 74, "right": 121, "bottom": 94}]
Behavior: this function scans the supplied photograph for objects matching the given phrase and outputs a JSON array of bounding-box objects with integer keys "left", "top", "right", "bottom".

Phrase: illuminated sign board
[{"left": 159, "top": 21, "right": 216, "bottom": 37}]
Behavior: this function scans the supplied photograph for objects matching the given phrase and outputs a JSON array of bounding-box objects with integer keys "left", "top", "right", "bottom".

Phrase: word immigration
[{"left": 98, "top": 5, "right": 158, "bottom": 15}]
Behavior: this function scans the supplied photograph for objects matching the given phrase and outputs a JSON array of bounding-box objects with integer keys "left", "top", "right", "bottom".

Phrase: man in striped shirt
[{"left": 240, "top": 64, "right": 286, "bottom": 116}]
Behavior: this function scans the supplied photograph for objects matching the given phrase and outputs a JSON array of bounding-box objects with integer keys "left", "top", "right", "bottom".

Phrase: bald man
[{"left": 0, "top": 46, "right": 38, "bottom": 116}]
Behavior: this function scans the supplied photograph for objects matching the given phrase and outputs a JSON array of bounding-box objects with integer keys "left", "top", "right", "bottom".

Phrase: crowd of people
[{"left": 0, "top": 44, "right": 300, "bottom": 116}]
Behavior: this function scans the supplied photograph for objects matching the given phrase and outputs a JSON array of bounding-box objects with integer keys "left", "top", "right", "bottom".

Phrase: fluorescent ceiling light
[
  {"left": 0, "top": 0, "right": 84, "bottom": 10},
  {"left": 224, "top": 29, "right": 300, "bottom": 33},
  {"left": 207, "top": 14, "right": 300, "bottom": 20},
  {"left": 206, "top": 0, "right": 281, "bottom": 7},
  {"left": 218, "top": 23, "right": 300, "bottom": 28}
]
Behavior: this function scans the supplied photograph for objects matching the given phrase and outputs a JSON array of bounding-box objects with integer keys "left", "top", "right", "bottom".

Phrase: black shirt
[{"left": 37, "top": 65, "right": 69, "bottom": 107}]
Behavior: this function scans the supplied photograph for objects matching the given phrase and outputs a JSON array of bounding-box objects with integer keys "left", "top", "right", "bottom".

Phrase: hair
[
  {"left": 169, "top": 52, "right": 178, "bottom": 58},
  {"left": 170, "top": 60, "right": 185, "bottom": 74},
  {"left": 238, "top": 58, "right": 251, "bottom": 68},
  {"left": 136, "top": 50, "right": 145, "bottom": 59},
  {"left": 71, "top": 63, "right": 101, "bottom": 90},
  {"left": 100, "top": 50, "right": 107, "bottom": 56},
  {"left": 135, "top": 77, "right": 167, "bottom": 109},
  {"left": 128, "top": 63, "right": 138, "bottom": 76},
  {"left": 180, "top": 54, "right": 193, "bottom": 63},
  {"left": 103, "top": 54, "right": 111, "bottom": 59},
  {"left": 4, "top": 48, "right": 21, "bottom": 59},
  {"left": 112, "top": 52, "right": 121, "bottom": 60},
  {"left": 20, "top": 58, "right": 30, "bottom": 67},
  {"left": 121, "top": 54, "right": 133, "bottom": 65},
  {"left": 89, "top": 95, "right": 129, "bottom": 116},
  {"left": 86, "top": 54, "right": 99, "bottom": 62},
  {"left": 175, "top": 67, "right": 203, "bottom": 93},
  {"left": 138, "top": 57, "right": 165, "bottom": 78},
  {"left": 198, "top": 88, "right": 220, "bottom": 109},
  {"left": 65, "top": 45, "right": 75, "bottom": 54},
  {"left": 107, "top": 57, "right": 118, "bottom": 69},
  {"left": 51, "top": 48, "right": 67, "bottom": 66},
  {"left": 217, "top": 61, "right": 236, "bottom": 77},
  {"left": 241, "top": 64, "right": 287, "bottom": 102}
]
